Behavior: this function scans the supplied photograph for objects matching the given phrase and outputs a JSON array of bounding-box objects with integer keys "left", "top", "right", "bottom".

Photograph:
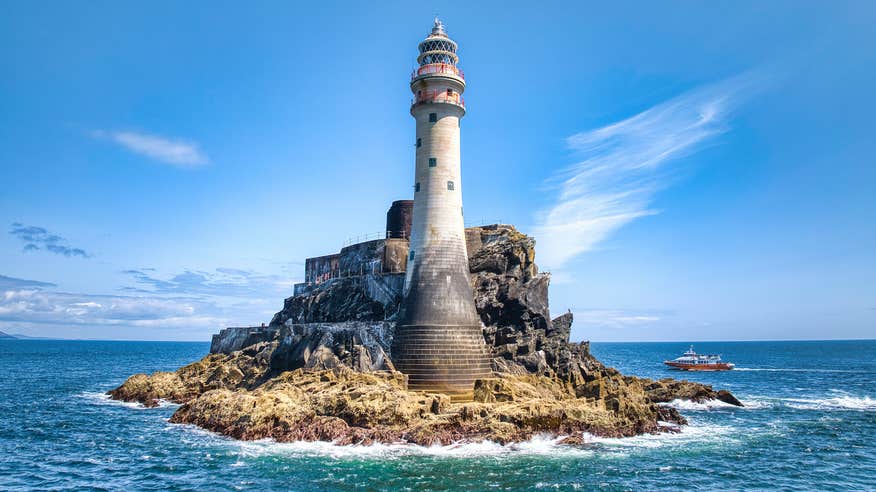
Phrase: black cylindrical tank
[{"left": 386, "top": 200, "right": 414, "bottom": 239}]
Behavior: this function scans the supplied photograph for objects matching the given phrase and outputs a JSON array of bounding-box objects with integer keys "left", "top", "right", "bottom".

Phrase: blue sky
[{"left": 1, "top": 1, "right": 874, "bottom": 341}]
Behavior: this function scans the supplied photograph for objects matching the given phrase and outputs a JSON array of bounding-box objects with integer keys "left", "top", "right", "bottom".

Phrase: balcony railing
[
  {"left": 411, "top": 89, "right": 465, "bottom": 109},
  {"left": 411, "top": 63, "right": 464, "bottom": 81}
]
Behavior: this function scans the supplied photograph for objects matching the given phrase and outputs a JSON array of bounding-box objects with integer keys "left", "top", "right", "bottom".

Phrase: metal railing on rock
[{"left": 342, "top": 230, "right": 409, "bottom": 247}]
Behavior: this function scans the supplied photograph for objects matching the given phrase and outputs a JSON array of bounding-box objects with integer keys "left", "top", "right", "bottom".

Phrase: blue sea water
[{"left": 0, "top": 339, "right": 874, "bottom": 491}]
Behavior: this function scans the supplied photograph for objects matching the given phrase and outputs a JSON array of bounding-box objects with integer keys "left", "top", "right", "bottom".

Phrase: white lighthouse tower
[{"left": 391, "top": 19, "right": 492, "bottom": 400}]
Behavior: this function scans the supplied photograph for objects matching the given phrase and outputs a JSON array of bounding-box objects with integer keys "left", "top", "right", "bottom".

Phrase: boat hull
[{"left": 664, "top": 362, "right": 735, "bottom": 371}]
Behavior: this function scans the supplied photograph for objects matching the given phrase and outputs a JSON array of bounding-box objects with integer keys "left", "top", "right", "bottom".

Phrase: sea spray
[
  {"left": 4, "top": 339, "right": 875, "bottom": 490},
  {"left": 783, "top": 395, "right": 876, "bottom": 411}
]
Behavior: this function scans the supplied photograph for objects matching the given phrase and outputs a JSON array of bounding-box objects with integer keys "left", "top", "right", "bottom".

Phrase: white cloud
[
  {"left": 93, "top": 130, "right": 209, "bottom": 166},
  {"left": 0, "top": 289, "right": 221, "bottom": 328},
  {"left": 0, "top": 274, "right": 56, "bottom": 289},
  {"left": 0, "top": 265, "right": 298, "bottom": 338},
  {"left": 534, "top": 73, "right": 761, "bottom": 270},
  {"left": 121, "top": 268, "right": 297, "bottom": 298}
]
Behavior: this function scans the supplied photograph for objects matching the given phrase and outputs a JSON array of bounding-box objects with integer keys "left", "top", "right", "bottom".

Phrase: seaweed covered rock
[
  {"left": 109, "top": 341, "right": 277, "bottom": 407},
  {"left": 110, "top": 223, "right": 742, "bottom": 444},
  {"left": 117, "top": 363, "right": 682, "bottom": 445}
]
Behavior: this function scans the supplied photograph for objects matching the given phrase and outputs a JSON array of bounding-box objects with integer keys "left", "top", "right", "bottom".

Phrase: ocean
[{"left": 0, "top": 339, "right": 873, "bottom": 491}]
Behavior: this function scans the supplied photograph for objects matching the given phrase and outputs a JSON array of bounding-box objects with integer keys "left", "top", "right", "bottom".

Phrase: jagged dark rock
[
  {"left": 469, "top": 225, "right": 551, "bottom": 350},
  {"left": 111, "top": 223, "right": 741, "bottom": 445},
  {"left": 270, "top": 276, "right": 397, "bottom": 325},
  {"left": 642, "top": 378, "right": 745, "bottom": 407},
  {"left": 211, "top": 326, "right": 280, "bottom": 354},
  {"left": 269, "top": 322, "right": 395, "bottom": 373}
]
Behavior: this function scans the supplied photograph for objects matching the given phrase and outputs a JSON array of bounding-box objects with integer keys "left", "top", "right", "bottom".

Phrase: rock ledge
[{"left": 109, "top": 225, "right": 741, "bottom": 445}]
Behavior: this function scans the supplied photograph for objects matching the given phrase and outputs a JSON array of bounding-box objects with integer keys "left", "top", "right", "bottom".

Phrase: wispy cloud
[
  {"left": 0, "top": 289, "right": 222, "bottom": 329},
  {"left": 0, "top": 271, "right": 230, "bottom": 331},
  {"left": 92, "top": 130, "right": 209, "bottom": 166},
  {"left": 121, "top": 267, "right": 295, "bottom": 298},
  {"left": 0, "top": 274, "right": 57, "bottom": 290},
  {"left": 9, "top": 223, "right": 91, "bottom": 258},
  {"left": 0, "top": 265, "right": 296, "bottom": 337},
  {"left": 534, "top": 74, "right": 762, "bottom": 270},
  {"left": 0, "top": 263, "right": 301, "bottom": 338}
]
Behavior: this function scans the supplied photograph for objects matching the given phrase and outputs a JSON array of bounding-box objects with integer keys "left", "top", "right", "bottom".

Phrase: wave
[
  {"left": 783, "top": 395, "right": 876, "bottom": 411},
  {"left": 74, "top": 391, "right": 179, "bottom": 410},
  {"left": 168, "top": 422, "right": 740, "bottom": 460},
  {"left": 659, "top": 397, "right": 773, "bottom": 410},
  {"left": 668, "top": 392, "right": 876, "bottom": 412},
  {"left": 225, "top": 434, "right": 597, "bottom": 459},
  {"left": 658, "top": 398, "right": 741, "bottom": 411},
  {"left": 585, "top": 423, "right": 737, "bottom": 450}
]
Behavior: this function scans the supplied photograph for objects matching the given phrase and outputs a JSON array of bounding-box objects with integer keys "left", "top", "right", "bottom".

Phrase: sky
[{"left": 1, "top": 1, "right": 874, "bottom": 342}]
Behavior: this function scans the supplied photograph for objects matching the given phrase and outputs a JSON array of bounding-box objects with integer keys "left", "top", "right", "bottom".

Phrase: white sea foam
[
  {"left": 659, "top": 396, "right": 775, "bottom": 410},
  {"left": 658, "top": 398, "right": 741, "bottom": 411},
  {"left": 75, "top": 390, "right": 179, "bottom": 410},
  {"left": 783, "top": 395, "right": 876, "bottom": 411},
  {"left": 170, "top": 422, "right": 742, "bottom": 459},
  {"left": 584, "top": 423, "right": 737, "bottom": 449},
  {"left": 535, "top": 482, "right": 584, "bottom": 489},
  {"left": 661, "top": 392, "right": 876, "bottom": 412},
  {"left": 167, "top": 423, "right": 594, "bottom": 459},
  {"left": 226, "top": 434, "right": 598, "bottom": 459},
  {"left": 734, "top": 397, "right": 774, "bottom": 409},
  {"left": 162, "top": 408, "right": 741, "bottom": 459}
]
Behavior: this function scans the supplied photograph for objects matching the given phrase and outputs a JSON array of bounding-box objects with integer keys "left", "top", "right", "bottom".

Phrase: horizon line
[{"left": 3, "top": 336, "right": 874, "bottom": 343}]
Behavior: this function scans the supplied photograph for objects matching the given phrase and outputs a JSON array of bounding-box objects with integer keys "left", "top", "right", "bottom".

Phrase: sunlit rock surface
[{"left": 111, "top": 224, "right": 740, "bottom": 444}]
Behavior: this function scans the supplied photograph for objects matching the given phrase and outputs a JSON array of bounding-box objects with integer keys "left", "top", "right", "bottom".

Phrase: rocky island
[
  {"left": 110, "top": 224, "right": 741, "bottom": 445},
  {"left": 111, "top": 21, "right": 742, "bottom": 446}
]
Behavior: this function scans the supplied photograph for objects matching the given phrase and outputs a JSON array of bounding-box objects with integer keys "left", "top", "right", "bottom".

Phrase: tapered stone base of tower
[
  {"left": 391, "top": 236, "right": 492, "bottom": 400},
  {"left": 391, "top": 325, "right": 492, "bottom": 399}
]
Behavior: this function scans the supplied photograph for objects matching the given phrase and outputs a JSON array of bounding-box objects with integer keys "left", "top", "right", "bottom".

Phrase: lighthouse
[{"left": 391, "top": 19, "right": 492, "bottom": 400}]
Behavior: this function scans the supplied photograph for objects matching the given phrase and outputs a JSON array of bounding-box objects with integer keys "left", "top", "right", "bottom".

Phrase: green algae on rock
[{"left": 109, "top": 225, "right": 741, "bottom": 444}]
